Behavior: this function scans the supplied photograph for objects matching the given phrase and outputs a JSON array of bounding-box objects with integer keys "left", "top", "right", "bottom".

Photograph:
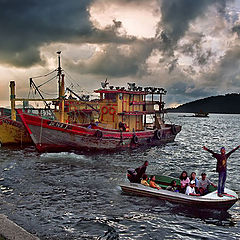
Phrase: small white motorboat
[{"left": 120, "top": 176, "right": 238, "bottom": 210}]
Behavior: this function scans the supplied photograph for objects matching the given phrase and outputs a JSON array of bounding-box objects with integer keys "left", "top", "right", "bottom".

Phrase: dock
[{"left": 0, "top": 214, "right": 39, "bottom": 240}]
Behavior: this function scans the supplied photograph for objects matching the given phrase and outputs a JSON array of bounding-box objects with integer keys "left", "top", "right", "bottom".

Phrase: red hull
[{"left": 17, "top": 110, "right": 181, "bottom": 152}]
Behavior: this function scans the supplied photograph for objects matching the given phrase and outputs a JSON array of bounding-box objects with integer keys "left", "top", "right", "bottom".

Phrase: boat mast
[
  {"left": 59, "top": 73, "right": 65, "bottom": 123},
  {"left": 57, "top": 51, "right": 62, "bottom": 99},
  {"left": 57, "top": 51, "right": 65, "bottom": 123}
]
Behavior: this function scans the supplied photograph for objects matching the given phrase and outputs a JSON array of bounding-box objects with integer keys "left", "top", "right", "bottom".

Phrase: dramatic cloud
[
  {"left": 66, "top": 39, "right": 162, "bottom": 78},
  {"left": 0, "top": 0, "right": 240, "bottom": 106},
  {"left": 0, "top": 0, "right": 91, "bottom": 66},
  {"left": 158, "top": 0, "right": 228, "bottom": 45},
  {"left": 0, "top": 0, "right": 136, "bottom": 67},
  {"left": 203, "top": 45, "right": 240, "bottom": 89}
]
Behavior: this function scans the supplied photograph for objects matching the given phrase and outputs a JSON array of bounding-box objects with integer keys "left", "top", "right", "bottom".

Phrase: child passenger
[
  {"left": 149, "top": 175, "right": 161, "bottom": 190},
  {"left": 166, "top": 180, "right": 179, "bottom": 192},
  {"left": 179, "top": 171, "right": 190, "bottom": 193},
  {"left": 141, "top": 174, "right": 149, "bottom": 186}
]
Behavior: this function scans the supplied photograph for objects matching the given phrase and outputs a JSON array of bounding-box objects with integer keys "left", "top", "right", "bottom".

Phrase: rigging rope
[
  {"left": 31, "top": 69, "right": 57, "bottom": 79},
  {"left": 64, "top": 69, "right": 94, "bottom": 96},
  {"left": 37, "top": 75, "right": 57, "bottom": 88}
]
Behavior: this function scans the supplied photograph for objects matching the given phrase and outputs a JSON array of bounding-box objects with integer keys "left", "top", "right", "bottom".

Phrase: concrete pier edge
[{"left": 0, "top": 214, "right": 39, "bottom": 240}]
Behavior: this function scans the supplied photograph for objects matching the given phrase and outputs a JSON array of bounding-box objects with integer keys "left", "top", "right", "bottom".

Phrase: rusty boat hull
[{"left": 17, "top": 110, "right": 181, "bottom": 152}]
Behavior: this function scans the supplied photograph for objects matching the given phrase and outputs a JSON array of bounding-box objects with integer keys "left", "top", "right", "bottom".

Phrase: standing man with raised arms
[{"left": 203, "top": 145, "right": 240, "bottom": 197}]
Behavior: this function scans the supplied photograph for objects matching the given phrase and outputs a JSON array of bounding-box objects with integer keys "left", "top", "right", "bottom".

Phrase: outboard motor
[{"left": 127, "top": 168, "right": 137, "bottom": 183}]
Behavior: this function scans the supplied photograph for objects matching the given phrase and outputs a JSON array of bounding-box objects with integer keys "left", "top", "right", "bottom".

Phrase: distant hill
[{"left": 167, "top": 93, "right": 240, "bottom": 114}]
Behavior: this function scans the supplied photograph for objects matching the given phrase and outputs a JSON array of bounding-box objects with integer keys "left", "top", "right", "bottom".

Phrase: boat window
[
  {"left": 129, "top": 94, "right": 133, "bottom": 102},
  {"left": 119, "top": 93, "right": 123, "bottom": 100},
  {"left": 104, "top": 93, "right": 116, "bottom": 101}
]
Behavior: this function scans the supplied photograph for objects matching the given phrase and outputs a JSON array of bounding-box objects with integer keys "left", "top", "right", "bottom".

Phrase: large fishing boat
[
  {"left": 0, "top": 52, "right": 98, "bottom": 146},
  {"left": 18, "top": 81, "right": 181, "bottom": 152},
  {"left": 120, "top": 175, "right": 238, "bottom": 210}
]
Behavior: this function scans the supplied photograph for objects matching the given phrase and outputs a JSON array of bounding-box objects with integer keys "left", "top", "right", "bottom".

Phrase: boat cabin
[
  {"left": 52, "top": 99, "right": 99, "bottom": 124},
  {"left": 95, "top": 83, "right": 167, "bottom": 131}
]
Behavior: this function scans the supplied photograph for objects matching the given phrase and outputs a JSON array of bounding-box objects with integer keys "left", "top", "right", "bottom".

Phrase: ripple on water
[{"left": 0, "top": 113, "right": 239, "bottom": 239}]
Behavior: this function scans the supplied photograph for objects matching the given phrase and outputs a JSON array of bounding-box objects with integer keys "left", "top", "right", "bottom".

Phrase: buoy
[{"left": 95, "top": 130, "right": 103, "bottom": 138}]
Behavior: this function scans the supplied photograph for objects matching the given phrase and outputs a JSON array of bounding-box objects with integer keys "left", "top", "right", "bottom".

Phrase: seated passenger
[
  {"left": 185, "top": 180, "right": 200, "bottom": 196},
  {"left": 166, "top": 180, "right": 179, "bottom": 192},
  {"left": 179, "top": 171, "right": 190, "bottom": 193},
  {"left": 127, "top": 168, "right": 137, "bottom": 183},
  {"left": 198, "top": 172, "right": 217, "bottom": 195},
  {"left": 141, "top": 174, "right": 149, "bottom": 186},
  {"left": 190, "top": 172, "right": 199, "bottom": 193},
  {"left": 149, "top": 175, "right": 161, "bottom": 190}
]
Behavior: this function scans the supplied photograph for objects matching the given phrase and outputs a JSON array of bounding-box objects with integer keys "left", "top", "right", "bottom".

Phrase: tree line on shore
[{"left": 167, "top": 93, "right": 240, "bottom": 114}]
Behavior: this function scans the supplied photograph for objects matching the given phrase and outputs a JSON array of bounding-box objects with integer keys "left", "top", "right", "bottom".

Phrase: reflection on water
[
  {"left": 0, "top": 114, "right": 239, "bottom": 239},
  {"left": 169, "top": 204, "right": 236, "bottom": 226}
]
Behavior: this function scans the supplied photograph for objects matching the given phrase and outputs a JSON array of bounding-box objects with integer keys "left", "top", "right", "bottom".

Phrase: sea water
[{"left": 0, "top": 113, "right": 239, "bottom": 239}]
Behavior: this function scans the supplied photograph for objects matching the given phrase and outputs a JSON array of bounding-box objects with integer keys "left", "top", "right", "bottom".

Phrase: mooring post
[{"left": 10, "top": 81, "right": 16, "bottom": 121}]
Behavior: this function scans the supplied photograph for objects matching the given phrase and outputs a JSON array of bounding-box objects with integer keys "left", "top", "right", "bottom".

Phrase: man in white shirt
[{"left": 185, "top": 180, "right": 200, "bottom": 196}]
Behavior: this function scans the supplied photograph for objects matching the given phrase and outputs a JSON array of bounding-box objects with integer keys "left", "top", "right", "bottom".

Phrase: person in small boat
[
  {"left": 203, "top": 145, "right": 240, "bottom": 197},
  {"left": 185, "top": 180, "right": 200, "bottom": 196},
  {"left": 141, "top": 174, "right": 149, "bottom": 187},
  {"left": 198, "top": 172, "right": 216, "bottom": 195},
  {"left": 127, "top": 168, "right": 137, "bottom": 183},
  {"left": 179, "top": 171, "right": 190, "bottom": 193},
  {"left": 166, "top": 180, "right": 179, "bottom": 192},
  {"left": 149, "top": 175, "right": 161, "bottom": 190},
  {"left": 135, "top": 161, "right": 149, "bottom": 183},
  {"left": 190, "top": 172, "right": 199, "bottom": 192}
]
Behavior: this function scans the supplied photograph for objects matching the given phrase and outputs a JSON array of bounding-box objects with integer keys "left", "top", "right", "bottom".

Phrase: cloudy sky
[{"left": 1, "top": 0, "right": 240, "bottom": 107}]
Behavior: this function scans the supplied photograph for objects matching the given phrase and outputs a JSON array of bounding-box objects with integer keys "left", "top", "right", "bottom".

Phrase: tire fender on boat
[
  {"left": 95, "top": 130, "right": 103, "bottom": 138},
  {"left": 154, "top": 129, "right": 162, "bottom": 140},
  {"left": 132, "top": 135, "right": 139, "bottom": 144},
  {"left": 171, "top": 125, "right": 177, "bottom": 135}
]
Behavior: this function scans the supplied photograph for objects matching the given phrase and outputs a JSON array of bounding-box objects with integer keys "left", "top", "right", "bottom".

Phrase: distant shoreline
[
  {"left": 166, "top": 93, "right": 240, "bottom": 114},
  {"left": 166, "top": 111, "right": 240, "bottom": 114}
]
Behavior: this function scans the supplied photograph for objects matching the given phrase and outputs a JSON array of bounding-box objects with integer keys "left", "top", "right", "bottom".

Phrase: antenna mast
[{"left": 57, "top": 51, "right": 62, "bottom": 98}]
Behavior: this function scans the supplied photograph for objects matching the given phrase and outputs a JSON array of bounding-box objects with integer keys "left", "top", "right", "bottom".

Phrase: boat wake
[{"left": 40, "top": 152, "right": 86, "bottom": 160}]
